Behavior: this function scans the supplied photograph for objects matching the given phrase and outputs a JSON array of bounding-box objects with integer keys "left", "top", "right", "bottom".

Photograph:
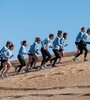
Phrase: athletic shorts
[
  {"left": 59, "top": 49, "right": 63, "bottom": 52},
  {"left": 75, "top": 42, "right": 79, "bottom": 45}
]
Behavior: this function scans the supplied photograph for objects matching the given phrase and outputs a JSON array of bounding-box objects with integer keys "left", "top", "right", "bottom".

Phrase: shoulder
[
  {"left": 46, "top": 38, "right": 50, "bottom": 42},
  {"left": 79, "top": 32, "right": 82, "bottom": 34},
  {"left": 22, "top": 46, "right": 25, "bottom": 49},
  {"left": 61, "top": 38, "right": 64, "bottom": 40},
  {"left": 54, "top": 37, "right": 57, "bottom": 40},
  {"left": 42, "top": 38, "right": 46, "bottom": 42},
  {"left": 5, "top": 49, "right": 10, "bottom": 53},
  {"left": 77, "top": 32, "right": 82, "bottom": 36},
  {"left": 34, "top": 42, "right": 37, "bottom": 46},
  {"left": 4, "top": 46, "right": 8, "bottom": 50},
  {"left": 45, "top": 38, "right": 49, "bottom": 41},
  {"left": 56, "top": 37, "right": 60, "bottom": 40}
]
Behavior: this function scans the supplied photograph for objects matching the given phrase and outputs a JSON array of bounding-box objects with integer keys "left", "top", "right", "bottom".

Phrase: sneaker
[
  {"left": 44, "top": 64, "right": 48, "bottom": 68},
  {"left": 16, "top": 72, "right": 19, "bottom": 75},
  {"left": 41, "top": 65, "right": 45, "bottom": 70},
  {"left": 15, "top": 66, "right": 18, "bottom": 72},
  {"left": 25, "top": 68, "right": 29, "bottom": 72},
  {"left": 84, "top": 59, "right": 88, "bottom": 62},
  {"left": 4, "top": 73, "right": 9, "bottom": 77},
  {"left": 29, "top": 67, "right": 35, "bottom": 71},
  {"left": 1, "top": 74, "right": 4, "bottom": 79},
  {"left": 57, "top": 61, "right": 62, "bottom": 64},
  {"left": 73, "top": 58, "right": 76, "bottom": 62},
  {"left": 73, "top": 58, "right": 81, "bottom": 62}
]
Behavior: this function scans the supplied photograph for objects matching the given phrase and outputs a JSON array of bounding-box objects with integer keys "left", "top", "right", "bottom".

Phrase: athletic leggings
[
  {"left": 75, "top": 42, "right": 88, "bottom": 58},
  {"left": 17, "top": 54, "right": 26, "bottom": 72},
  {"left": 41, "top": 48, "right": 51, "bottom": 66},
  {"left": 51, "top": 49, "right": 61, "bottom": 67},
  {"left": 28, "top": 53, "right": 38, "bottom": 67}
]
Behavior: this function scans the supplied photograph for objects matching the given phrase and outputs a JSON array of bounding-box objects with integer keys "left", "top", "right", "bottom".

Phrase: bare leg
[{"left": 4, "top": 61, "right": 12, "bottom": 76}]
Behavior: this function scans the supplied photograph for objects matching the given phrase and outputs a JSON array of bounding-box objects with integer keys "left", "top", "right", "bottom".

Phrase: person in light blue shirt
[
  {"left": 19, "top": 45, "right": 28, "bottom": 56},
  {"left": 41, "top": 38, "right": 51, "bottom": 50},
  {"left": 53, "top": 36, "right": 63, "bottom": 50},
  {"left": 16, "top": 40, "right": 28, "bottom": 73},
  {"left": 26, "top": 37, "right": 41, "bottom": 71},
  {"left": 0, "top": 44, "right": 14, "bottom": 78},
  {"left": 73, "top": 28, "right": 90, "bottom": 62},
  {"left": 41, "top": 34, "right": 54, "bottom": 69},
  {"left": 75, "top": 27, "right": 85, "bottom": 55},
  {"left": 58, "top": 33, "right": 68, "bottom": 64},
  {"left": 0, "top": 41, "right": 12, "bottom": 71},
  {"left": 50, "top": 31, "right": 63, "bottom": 67}
]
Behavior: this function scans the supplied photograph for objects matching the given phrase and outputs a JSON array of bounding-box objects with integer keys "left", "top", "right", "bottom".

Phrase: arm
[
  {"left": 59, "top": 38, "right": 64, "bottom": 47},
  {"left": 86, "top": 42, "right": 90, "bottom": 44},
  {"left": 82, "top": 34, "right": 88, "bottom": 43},
  {"left": 3, "top": 51, "right": 11, "bottom": 59},
  {"left": 41, "top": 41, "right": 46, "bottom": 49},
  {"left": 35, "top": 43, "right": 39, "bottom": 55},
  {"left": 60, "top": 38, "right": 68, "bottom": 48}
]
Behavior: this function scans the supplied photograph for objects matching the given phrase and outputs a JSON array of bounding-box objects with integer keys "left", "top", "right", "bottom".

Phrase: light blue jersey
[
  {"left": 2, "top": 49, "right": 13, "bottom": 60},
  {"left": 53, "top": 37, "right": 63, "bottom": 50},
  {"left": 19, "top": 45, "right": 27, "bottom": 56},
  {"left": 0, "top": 46, "right": 8, "bottom": 58},
  {"left": 81, "top": 33, "right": 89, "bottom": 42},
  {"left": 41, "top": 38, "right": 51, "bottom": 49},
  {"left": 59, "top": 38, "right": 68, "bottom": 50},
  {"left": 29, "top": 42, "right": 39, "bottom": 54},
  {"left": 75, "top": 32, "right": 84, "bottom": 42}
]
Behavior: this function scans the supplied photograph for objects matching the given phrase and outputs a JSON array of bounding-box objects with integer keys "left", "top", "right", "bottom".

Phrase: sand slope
[{"left": 0, "top": 54, "right": 90, "bottom": 100}]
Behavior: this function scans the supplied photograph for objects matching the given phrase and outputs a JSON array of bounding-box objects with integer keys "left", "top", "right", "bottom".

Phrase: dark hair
[
  {"left": 6, "top": 41, "right": 12, "bottom": 47},
  {"left": 87, "top": 28, "right": 90, "bottom": 33},
  {"left": 21, "top": 40, "right": 27, "bottom": 45},
  {"left": 9, "top": 44, "right": 14, "bottom": 49},
  {"left": 57, "top": 30, "right": 62, "bottom": 36},
  {"left": 49, "top": 34, "right": 54, "bottom": 38},
  {"left": 35, "top": 37, "right": 41, "bottom": 42},
  {"left": 81, "top": 27, "right": 85, "bottom": 31},
  {"left": 63, "top": 32, "right": 68, "bottom": 38}
]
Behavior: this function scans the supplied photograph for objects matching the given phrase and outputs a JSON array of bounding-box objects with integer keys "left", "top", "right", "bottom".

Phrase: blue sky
[{"left": 0, "top": 0, "right": 90, "bottom": 60}]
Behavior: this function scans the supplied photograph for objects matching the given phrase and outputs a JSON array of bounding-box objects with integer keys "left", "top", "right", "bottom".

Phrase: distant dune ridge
[{"left": 0, "top": 51, "right": 90, "bottom": 100}]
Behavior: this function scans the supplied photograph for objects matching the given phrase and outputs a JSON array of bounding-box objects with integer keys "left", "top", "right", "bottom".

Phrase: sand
[{"left": 0, "top": 53, "right": 90, "bottom": 100}]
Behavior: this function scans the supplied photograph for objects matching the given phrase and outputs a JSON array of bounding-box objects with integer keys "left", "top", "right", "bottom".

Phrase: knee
[
  {"left": 79, "top": 50, "right": 83, "bottom": 54},
  {"left": 49, "top": 55, "right": 51, "bottom": 59},
  {"left": 22, "top": 63, "right": 26, "bottom": 66}
]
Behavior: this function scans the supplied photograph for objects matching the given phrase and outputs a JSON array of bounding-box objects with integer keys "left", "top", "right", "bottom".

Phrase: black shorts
[
  {"left": 75, "top": 42, "right": 79, "bottom": 45},
  {"left": 1, "top": 59, "right": 8, "bottom": 63},
  {"left": 59, "top": 49, "right": 63, "bottom": 52},
  {"left": 28, "top": 52, "right": 34, "bottom": 56}
]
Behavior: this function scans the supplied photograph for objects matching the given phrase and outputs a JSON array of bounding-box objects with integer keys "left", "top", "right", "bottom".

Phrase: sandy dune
[{"left": 0, "top": 53, "right": 90, "bottom": 100}]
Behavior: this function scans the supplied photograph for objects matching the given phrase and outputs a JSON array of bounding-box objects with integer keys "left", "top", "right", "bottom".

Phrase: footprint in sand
[
  {"left": 77, "top": 69, "right": 84, "bottom": 72},
  {"left": 77, "top": 85, "right": 90, "bottom": 88},
  {"left": 82, "top": 93, "right": 90, "bottom": 96}
]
